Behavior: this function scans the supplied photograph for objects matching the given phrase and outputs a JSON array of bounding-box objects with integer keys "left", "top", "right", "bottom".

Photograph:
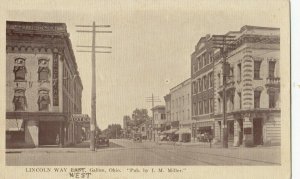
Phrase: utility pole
[
  {"left": 145, "top": 94, "right": 161, "bottom": 141},
  {"left": 212, "top": 35, "right": 235, "bottom": 148},
  {"left": 76, "top": 22, "right": 112, "bottom": 151}
]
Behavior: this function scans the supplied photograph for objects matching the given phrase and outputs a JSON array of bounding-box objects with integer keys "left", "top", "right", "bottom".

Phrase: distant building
[
  {"left": 6, "top": 21, "right": 84, "bottom": 148},
  {"left": 213, "top": 26, "right": 280, "bottom": 146},
  {"left": 151, "top": 105, "right": 166, "bottom": 141}
]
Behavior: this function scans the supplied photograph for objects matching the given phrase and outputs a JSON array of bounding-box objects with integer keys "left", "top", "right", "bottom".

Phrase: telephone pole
[
  {"left": 145, "top": 94, "right": 161, "bottom": 141},
  {"left": 212, "top": 35, "right": 235, "bottom": 148},
  {"left": 76, "top": 22, "right": 112, "bottom": 151}
]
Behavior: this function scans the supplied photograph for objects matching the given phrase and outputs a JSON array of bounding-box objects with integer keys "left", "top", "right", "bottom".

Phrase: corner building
[
  {"left": 213, "top": 26, "right": 280, "bottom": 146},
  {"left": 6, "top": 21, "right": 84, "bottom": 148}
]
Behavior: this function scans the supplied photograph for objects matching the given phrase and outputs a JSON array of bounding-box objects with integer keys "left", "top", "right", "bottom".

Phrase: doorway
[
  {"left": 39, "top": 121, "right": 60, "bottom": 145},
  {"left": 253, "top": 118, "right": 263, "bottom": 145}
]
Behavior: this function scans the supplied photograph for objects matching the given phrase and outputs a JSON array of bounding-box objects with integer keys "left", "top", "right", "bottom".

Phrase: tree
[
  {"left": 131, "top": 108, "right": 150, "bottom": 126},
  {"left": 105, "top": 124, "right": 122, "bottom": 139}
]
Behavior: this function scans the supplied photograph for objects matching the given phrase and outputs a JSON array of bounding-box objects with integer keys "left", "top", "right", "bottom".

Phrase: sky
[{"left": 4, "top": 0, "right": 285, "bottom": 129}]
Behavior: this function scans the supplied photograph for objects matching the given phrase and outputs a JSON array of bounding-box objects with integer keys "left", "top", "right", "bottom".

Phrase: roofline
[{"left": 170, "top": 78, "right": 191, "bottom": 91}]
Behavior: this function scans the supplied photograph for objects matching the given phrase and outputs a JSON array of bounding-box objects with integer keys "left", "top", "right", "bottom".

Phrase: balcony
[{"left": 266, "top": 77, "right": 280, "bottom": 88}]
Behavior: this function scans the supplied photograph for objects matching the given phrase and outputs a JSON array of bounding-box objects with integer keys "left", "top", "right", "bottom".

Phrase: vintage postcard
[{"left": 0, "top": 0, "right": 290, "bottom": 179}]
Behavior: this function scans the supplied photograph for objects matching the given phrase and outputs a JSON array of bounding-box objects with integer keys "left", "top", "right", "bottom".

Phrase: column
[
  {"left": 233, "top": 120, "right": 240, "bottom": 147},
  {"left": 243, "top": 115, "right": 253, "bottom": 147},
  {"left": 59, "top": 121, "right": 65, "bottom": 147},
  {"left": 25, "top": 120, "right": 39, "bottom": 147}
]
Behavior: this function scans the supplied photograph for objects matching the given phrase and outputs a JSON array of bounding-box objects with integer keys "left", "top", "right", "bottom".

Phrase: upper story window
[
  {"left": 38, "top": 90, "right": 50, "bottom": 111},
  {"left": 254, "top": 61, "right": 262, "bottom": 79},
  {"left": 13, "top": 58, "right": 27, "bottom": 81},
  {"left": 209, "top": 72, "right": 213, "bottom": 88},
  {"left": 161, "top": 114, "right": 166, "bottom": 120},
  {"left": 13, "top": 89, "right": 27, "bottom": 111},
  {"left": 38, "top": 59, "right": 50, "bottom": 81},
  {"left": 203, "top": 75, "right": 207, "bottom": 90},
  {"left": 198, "top": 79, "right": 202, "bottom": 92},
  {"left": 237, "top": 63, "right": 241, "bottom": 82},
  {"left": 269, "top": 61, "right": 276, "bottom": 78},
  {"left": 199, "top": 101, "right": 203, "bottom": 115},
  {"left": 210, "top": 98, "right": 214, "bottom": 113},
  {"left": 269, "top": 91, "right": 276, "bottom": 108},
  {"left": 254, "top": 90, "right": 261, "bottom": 108}
]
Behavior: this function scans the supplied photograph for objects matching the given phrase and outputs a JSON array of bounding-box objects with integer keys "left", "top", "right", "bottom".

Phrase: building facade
[
  {"left": 213, "top": 26, "right": 280, "bottom": 146},
  {"left": 6, "top": 21, "right": 84, "bottom": 148},
  {"left": 190, "top": 35, "right": 215, "bottom": 140},
  {"left": 168, "top": 79, "right": 192, "bottom": 142},
  {"left": 151, "top": 105, "right": 166, "bottom": 141}
]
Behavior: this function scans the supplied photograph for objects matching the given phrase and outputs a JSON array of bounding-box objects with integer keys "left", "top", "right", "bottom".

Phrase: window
[
  {"left": 269, "top": 61, "right": 276, "bottom": 78},
  {"left": 210, "top": 98, "right": 214, "bottom": 113},
  {"left": 254, "top": 91, "right": 261, "bottom": 108},
  {"left": 38, "top": 59, "right": 50, "bottom": 81},
  {"left": 218, "top": 73, "right": 221, "bottom": 87},
  {"left": 269, "top": 91, "right": 276, "bottom": 108},
  {"left": 199, "top": 101, "right": 203, "bottom": 115},
  {"left": 197, "top": 57, "right": 201, "bottom": 70},
  {"left": 237, "top": 63, "right": 241, "bottom": 82},
  {"left": 254, "top": 61, "right": 262, "bottom": 79},
  {"left": 193, "top": 103, "right": 197, "bottom": 115},
  {"left": 161, "top": 114, "right": 166, "bottom": 119},
  {"left": 13, "top": 89, "right": 27, "bottom": 111},
  {"left": 38, "top": 67, "right": 50, "bottom": 81},
  {"left": 209, "top": 53, "right": 213, "bottom": 63},
  {"left": 38, "top": 90, "right": 50, "bottom": 111},
  {"left": 200, "top": 56, "right": 203, "bottom": 68},
  {"left": 194, "top": 81, "right": 198, "bottom": 94},
  {"left": 209, "top": 72, "right": 213, "bottom": 88},
  {"left": 203, "top": 76, "right": 207, "bottom": 90},
  {"left": 13, "top": 58, "right": 26, "bottom": 81},
  {"left": 238, "top": 92, "right": 242, "bottom": 109}
]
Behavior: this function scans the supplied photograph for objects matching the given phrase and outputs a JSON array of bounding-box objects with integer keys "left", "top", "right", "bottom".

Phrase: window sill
[
  {"left": 38, "top": 80, "right": 50, "bottom": 83},
  {"left": 14, "top": 80, "right": 27, "bottom": 83},
  {"left": 253, "top": 78, "right": 263, "bottom": 80}
]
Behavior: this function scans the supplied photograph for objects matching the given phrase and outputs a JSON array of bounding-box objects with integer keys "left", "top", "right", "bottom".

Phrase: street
[{"left": 6, "top": 139, "right": 280, "bottom": 166}]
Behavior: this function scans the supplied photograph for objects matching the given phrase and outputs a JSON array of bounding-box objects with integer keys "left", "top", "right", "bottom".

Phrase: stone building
[
  {"left": 6, "top": 21, "right": 84, "bottom": 148},
  {"left": 190, "top": 35, "right": 215, "bottom": 140},
  {"left": 213, "top": 26, "right": 280, "bottom": 146}
]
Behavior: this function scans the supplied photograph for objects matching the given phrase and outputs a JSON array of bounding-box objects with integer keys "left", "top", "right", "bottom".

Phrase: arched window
[
  {"left": 13, "top": 89, "right": 27, "bottom": 111},
  {"left": 38, "top": 90, "right": 50, "bottom": 111},
  {"left": 13, "top": 58, "right": 26, "bottom": 81}
]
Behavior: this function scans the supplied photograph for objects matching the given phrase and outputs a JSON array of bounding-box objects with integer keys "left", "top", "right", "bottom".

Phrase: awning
[
  {"left": 163, "top": 128, "right": 178, "bottom": 134},
  {"left": 6, "top": 119, "right": 24, "bottom": 131},
  {"left": 70, "top": 114, "right": 90, "bottom": 123},
  {"left": 175, "top": 128, "right": 191, "bottom": 134}
]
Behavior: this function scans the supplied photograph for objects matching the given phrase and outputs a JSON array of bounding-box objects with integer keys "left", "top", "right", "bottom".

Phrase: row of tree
[{"left": 100, "top": 108, "right": 150, "bottom": 139}]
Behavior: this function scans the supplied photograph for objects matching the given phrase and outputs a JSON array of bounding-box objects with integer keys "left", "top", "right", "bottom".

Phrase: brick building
[{"left": 6, "top": 21, "right": 84, "bottom": 148}]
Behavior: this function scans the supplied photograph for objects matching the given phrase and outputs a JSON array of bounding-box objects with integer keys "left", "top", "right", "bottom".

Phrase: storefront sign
[{"left": 52, "top": 53, "right": 59, "bottom": 106}]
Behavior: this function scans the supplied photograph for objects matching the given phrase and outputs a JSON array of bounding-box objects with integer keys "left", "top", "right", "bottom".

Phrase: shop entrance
[
  {"left": 253, "top": 118, "right": 263, "bottom": 145},
  {"left": 227, "top": 120, "right": 234, "bottom": 142},
  {"left": 39, "top": 121, "right": 60, "bottom": 145},
  {"left": 238, "top": 119, "right": 243, "bottom": 145}
]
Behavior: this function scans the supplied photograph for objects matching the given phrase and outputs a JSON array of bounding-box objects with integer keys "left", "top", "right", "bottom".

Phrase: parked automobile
[
  {"left": 96, "top": 135, "right": 109, "bottom": 147},
  {"left": 133, "top": 133, "right": 142, "bottom": 142}
]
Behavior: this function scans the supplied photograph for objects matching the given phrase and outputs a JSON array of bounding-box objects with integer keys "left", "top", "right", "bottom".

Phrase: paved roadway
[{"left": 6, "top": 139, "right": 280, "bottom": 166}]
